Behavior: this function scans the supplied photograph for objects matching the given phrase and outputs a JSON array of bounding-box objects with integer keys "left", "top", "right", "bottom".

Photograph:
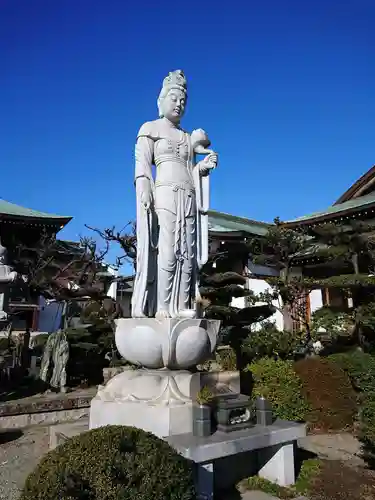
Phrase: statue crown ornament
[{"left": 162, "top": 69, "right": 187, "bottom": 92}]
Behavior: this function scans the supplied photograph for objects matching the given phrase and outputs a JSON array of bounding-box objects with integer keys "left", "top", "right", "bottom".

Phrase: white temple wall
[
  {"left": 309, "top": 289, "right": 323, "bottom": 314},
  {"left": 230, "top": 260, "right": 284, "bottom": 330}
]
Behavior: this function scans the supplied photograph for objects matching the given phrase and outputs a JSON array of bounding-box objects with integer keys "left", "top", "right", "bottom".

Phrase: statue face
[{"left": 161, "top": 89, "right": 186, "bottom": 123}]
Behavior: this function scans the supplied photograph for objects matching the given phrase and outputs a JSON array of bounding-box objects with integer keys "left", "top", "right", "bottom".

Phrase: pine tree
[{"left": 199, "top": 240, "right": 275, "bottom": 369}]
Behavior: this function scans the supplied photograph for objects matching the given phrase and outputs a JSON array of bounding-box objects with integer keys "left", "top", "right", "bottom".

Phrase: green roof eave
[
  {"left": 208, "top": 210, "right": 271, "bottom": 237},
  {"left": 0, "top": 199, "right": 72, "bottom": 226},
  {"left": 284, "top": 191, "right": 375, "bottom": 226}
]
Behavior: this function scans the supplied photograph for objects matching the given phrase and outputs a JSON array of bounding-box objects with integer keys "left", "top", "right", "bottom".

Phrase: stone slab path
[
  {"left": 298, "top": 432, "right": 364, "bottom": 466},
  {"left": 240, "top": 492, "right": 308, "bottom": 500}
]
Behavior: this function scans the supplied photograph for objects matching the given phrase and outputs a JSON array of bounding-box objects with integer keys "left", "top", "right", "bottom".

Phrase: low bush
[
  {"left": 359, "top": 395, "right": 375, "bottom": 466},
  {"left": 242, "top": 322, "right": 304, "bottom": 361},
  {"left": 329, "top": 350, "right": 375, "bottom": 394},
  {"left": 0, "top": 336, "right": 14, "bottom": 352},
  {"left": 242, "top": 458, "right": 321, "bottom": 499},
  {"left": 329, "top": 350, "right": 375, "bottom": 466},
  {"left": 215, "top": 346, "right": 237, "bottom": 371},
  {"left": 247, "top": 358, "right": 310, "bottom": 422},
  {"left": 20, "top": 425, "right": 195, "bottom": 500},
  {"left": 30, "top": 333, "right": 49, "bottom": 357},
  {"left": 294, "top": 357, "right": 357, "bottom": 431}
]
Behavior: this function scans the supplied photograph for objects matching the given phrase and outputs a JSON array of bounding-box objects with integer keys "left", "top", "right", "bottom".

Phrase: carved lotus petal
[{"left": 115, "top": 318, "right": 220, "bottom": 369}]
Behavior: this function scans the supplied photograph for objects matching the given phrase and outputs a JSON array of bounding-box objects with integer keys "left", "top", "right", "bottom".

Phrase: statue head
[{"left": 157, "top": 70, "right": 187, "bottom": 123}]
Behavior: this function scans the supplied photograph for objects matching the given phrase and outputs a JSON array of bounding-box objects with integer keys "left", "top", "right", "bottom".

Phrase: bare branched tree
[
  {"left": 9, "top": 231, "right": 110, "bottom": 302},
  {"left": 85, "top": 222, "right": 137, "bottom": 270}
]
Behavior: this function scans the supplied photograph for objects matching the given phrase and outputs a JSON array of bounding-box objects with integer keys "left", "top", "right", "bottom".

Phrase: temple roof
[
  {"left": 335, "top": 165, "right": 375, "bottom": 204},
  {"left": 0, "top": 199, "right": 72, "bottom": 228},
  {"left": 284, "top": 191, "right": 375, "bottom": 227},
  {"left": 208, "top": 210, "right": 271, "bottom": 236}
]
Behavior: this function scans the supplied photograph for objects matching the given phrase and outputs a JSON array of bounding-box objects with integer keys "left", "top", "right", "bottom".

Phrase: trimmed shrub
[
  {"left": 242, "top": 322, "right": 305, "bottom": 361},
  {"left": 31, "top": 333, "right": 49, "bottom": 357},
  {"left": 329, "top": 350, "right": 375, "bottom": 394},
  {"left": 359, "top": 395, "right": 375, "bottom": 466},
  {"left": 310, "top": 306, "right": 354, "bottom": 341},
  {"left": 329, "top": 350, "right": 375, "bottom": 465},
  {"left": 294, "top": 357, "right": 357, "bottom": 431},
  {"left": 247, "top": 358, "right": 310, "bottom": 422},
  {"left": 20, "top": 425, "right": 195, "bottom": 500},
  {"left": 215, "top": 346, "right": 237, "bottom": 371}
]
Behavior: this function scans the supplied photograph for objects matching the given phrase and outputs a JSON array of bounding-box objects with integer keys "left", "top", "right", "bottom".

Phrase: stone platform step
[
  {"left": 0, "top": 388, "right": 95, "bottom": 429},
  {"left": 49, "top": 417, "right": 89, "bottom": 450}
]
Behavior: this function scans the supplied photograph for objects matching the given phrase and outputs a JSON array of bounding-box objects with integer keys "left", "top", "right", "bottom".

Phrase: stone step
[
  {"left": 240, "top": 491, "right": 280, "bottom": 500},
  {"left": 49, "top": 417, "right": 89, "bottom": 450}
]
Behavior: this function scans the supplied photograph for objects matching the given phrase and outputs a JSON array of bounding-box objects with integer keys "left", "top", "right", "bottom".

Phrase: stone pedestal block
[{"left": 89, "top": 369, "right": 202, "bottom": 438}]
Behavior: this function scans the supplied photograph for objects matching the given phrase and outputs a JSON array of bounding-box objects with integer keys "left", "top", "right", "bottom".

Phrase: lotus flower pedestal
[{"left": 89, "top": 317, "right": 221, "bottom": 438}]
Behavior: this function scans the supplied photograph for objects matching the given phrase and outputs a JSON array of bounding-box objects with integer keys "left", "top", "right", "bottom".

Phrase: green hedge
[
  {"left": 247, "top": 358, "right": 310, "bottom": 422},
  {"left": 330, "top": 350, "right": 375, "bottom": 465},
  {"left": 329, "top": 350, "right": 375, "bottom": 395},
  {"left": 20, "top": 425, "right": 195, "bottom": 500}
]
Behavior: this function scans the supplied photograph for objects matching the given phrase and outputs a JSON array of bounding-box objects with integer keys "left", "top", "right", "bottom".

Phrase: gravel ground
[{"left": 0, "top": 426, "right": 49, "bottom": 500}]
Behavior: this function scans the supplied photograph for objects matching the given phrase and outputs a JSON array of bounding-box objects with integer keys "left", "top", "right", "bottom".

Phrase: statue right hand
[{"left": 140, "top": 183, "right": 153, "bottom": 210}]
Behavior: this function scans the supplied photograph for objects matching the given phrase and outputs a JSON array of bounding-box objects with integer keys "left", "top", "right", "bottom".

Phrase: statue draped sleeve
[
  {"left": 134, "top": 122, "right": 157, "bottom": 182},
  {"left": 193, "top": 160, "right": 210, "bottom": 269},
  {"left": 131, "top": 122, "right": 157, "bottom": 318}
]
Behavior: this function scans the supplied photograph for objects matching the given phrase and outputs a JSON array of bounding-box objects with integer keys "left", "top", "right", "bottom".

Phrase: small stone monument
[
  {"left": 90, "top": 70, "right": 221, "bottom": 437},
  {"left": 0, "top": 238, "right": 21, "bottom": 321}
]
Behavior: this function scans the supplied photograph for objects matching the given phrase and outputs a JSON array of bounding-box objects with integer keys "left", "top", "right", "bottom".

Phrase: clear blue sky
[{"left": 1, "top": 0, "right": 374, "bottom": 246}]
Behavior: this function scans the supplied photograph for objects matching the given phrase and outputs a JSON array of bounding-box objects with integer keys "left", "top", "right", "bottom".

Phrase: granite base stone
[{"left": 167, "top": 420, "right": 306, "bottom": 499}]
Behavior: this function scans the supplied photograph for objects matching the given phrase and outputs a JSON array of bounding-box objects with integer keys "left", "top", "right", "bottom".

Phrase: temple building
[
  {"left": 208, "top": 164, "right": 375, "bottom": 329},
  {"left": 0, "top": 199, "right": 71, "bottom": 334}
]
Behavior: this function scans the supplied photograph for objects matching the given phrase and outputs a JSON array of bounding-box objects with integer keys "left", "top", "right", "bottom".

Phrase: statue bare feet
[
  {"left": 155, "top": 309, "right": 170, "bottom": 320},
  {"left": 178, "top": 309, "right": 197, "bottom": 319}
]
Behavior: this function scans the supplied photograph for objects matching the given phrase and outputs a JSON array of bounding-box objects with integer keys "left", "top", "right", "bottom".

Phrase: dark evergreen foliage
[{"left": 20, "top": 426, "right": 195, "bottom": 500}]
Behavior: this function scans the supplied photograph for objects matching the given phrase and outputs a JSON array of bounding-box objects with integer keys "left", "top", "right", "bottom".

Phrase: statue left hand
[
  {"left": 204, "top": 152, "right": 218, "bottom": 169},
  {"left": 199, "top": 152, "right": 218, "bottom": 175}
]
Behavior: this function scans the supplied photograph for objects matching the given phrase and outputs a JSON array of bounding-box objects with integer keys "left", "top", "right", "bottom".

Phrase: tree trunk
[
  {"left": 352, "top": 253, "right": 359, "bottom": 274},
  {"left": 21, "top": 314, "right": 32, "bottom": 371}
]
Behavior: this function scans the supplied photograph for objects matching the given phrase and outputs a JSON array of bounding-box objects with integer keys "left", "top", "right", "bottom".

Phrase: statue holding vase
[{"left": 90, "top": 71, "right": 221, "bottom": 438}]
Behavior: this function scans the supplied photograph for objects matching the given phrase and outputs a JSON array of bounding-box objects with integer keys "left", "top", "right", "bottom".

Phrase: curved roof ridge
[
  {"left": 0, "top": 198, "right": 71, "bottom": 220},
  {"left": 335, "top": 165, "right": 375, "bottom": 204}
]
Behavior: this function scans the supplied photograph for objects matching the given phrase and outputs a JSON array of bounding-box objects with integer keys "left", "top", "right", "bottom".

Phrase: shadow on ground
[
  {"left": 0, "top": 429, "right": 23, "bottom": 445},
  {"left": 0, "top": 378, "right": 47, "bottom": 403},
  {"left": 216, "top": 486, "right": 242, "bottom": 500},
  {"left": 295, "top": 446, "right": 318, "bottom": 477}
]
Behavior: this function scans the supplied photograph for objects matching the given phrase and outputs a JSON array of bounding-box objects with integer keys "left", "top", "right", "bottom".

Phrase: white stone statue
[
  {"left": 0, "top": 238, "right": 20, "bottom": 320},
  {"left": 131, "top": 70, "right": 218, "bottom": 320},
  {"left": 90, "top": 71, "right": 222, "bottom": 438}
]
